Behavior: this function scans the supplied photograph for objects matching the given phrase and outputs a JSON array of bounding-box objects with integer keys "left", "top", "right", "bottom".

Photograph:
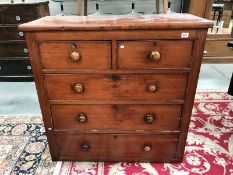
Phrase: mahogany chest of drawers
[
  {"left": 19, "top": 14, "right": 212, "bottom": 162},
  {"left": 0, "top": 0, "right": 49, "bottom": 81}
]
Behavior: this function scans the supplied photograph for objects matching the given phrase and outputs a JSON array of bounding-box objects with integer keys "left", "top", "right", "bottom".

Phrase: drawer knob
[
  {"left": 80, "top": 142, "right": 90, "bottom": 152},
  {"left": 77, "top": 113, "right": 87, "bottom": 123},
  {"left": 24, "top": 48, "right": 28, "bottom": 53},
  {"left": 148, "top": 85, "right": 157, "bottom": 92},
  {"left": 144, "top": 145, "right": 151, "bottom": 152},
  {"left": 70, "top": 51, "right": 81, "bottom": 62},
  {"left": 27, "top": 66, "right": 32, "bottom": 70},
  {"left": 19, "top": 32, "right": 24, "bottom": 37},
  {"left": 74, "top": 84, "right": 84, "bottom": 93},
  {"left": 16, "top": 16, "right": 21, "bottom": 21},
  {"left": 144, "top": 114, "right": 155, "bottom": 124},
  {"left": 150, "top": 51, "right": 160, "bottom": 62}
]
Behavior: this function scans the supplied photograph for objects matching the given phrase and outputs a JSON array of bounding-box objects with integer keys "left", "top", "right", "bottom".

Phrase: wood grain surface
[
  {"left": 51, "top": 104, "right": 182, "bottom": 131},
  {"left": 39, "top": 41, "right": 111, "bottom": 69},
  {"left": 18, "top": 14, "right": 213, "bottom": 31},
  {"left": 44, "top": 74, "right": 187, "bottom": 101},
  {"left": 118, "top": 40, "right": 193, "bottom": 69},
  {"left": 21, "top": 14, "right": 211, "bottom": 162},
  {"left": 55, "top": 133, "right": 178, "bottom": 162}
]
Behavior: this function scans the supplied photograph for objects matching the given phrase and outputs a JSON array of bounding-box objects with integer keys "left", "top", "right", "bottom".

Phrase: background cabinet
[
  {"left": 183, "top": 0, "right": 233, "bottom": 64},
  {"left": 0, "top": 0, "right": 49, "bottom": 81}
]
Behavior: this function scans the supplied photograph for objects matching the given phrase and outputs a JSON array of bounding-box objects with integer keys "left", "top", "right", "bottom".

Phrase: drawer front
[
  {"left": 0, "top": 60, "right": 32, "bottom": 76},
  {"left": 204, "top": 40, "right": 233, "bottom": 57},
  {"left": 0, "top": 26, "right": 25, "bottom": 41},
  {"left": 45, "top": 74, "right": 187, "bottom": 101},
  {"left": 118, "top": 40, "right": 192, "bottom": 69},
  {"left": 39, "top": 41, "right": 111, "bottom": 69},
  {"left": 51, "top": 104, "right": 182, "bottom": 131},
  {"left": 0, "top": 42, "right": 28, "bottom": 57},
  {"left": 0, "top": 6, "right": 37, "bottom": 24},
  {"left": 55, "top": 134, "right": 178, "bottom": 161}
]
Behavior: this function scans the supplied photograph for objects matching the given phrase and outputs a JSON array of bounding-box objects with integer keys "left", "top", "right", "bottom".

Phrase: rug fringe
[{"left": 53, "top": 161, "right": 63, "bottom": 175}]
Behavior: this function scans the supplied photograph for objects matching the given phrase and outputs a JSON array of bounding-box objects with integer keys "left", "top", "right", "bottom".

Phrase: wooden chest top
[{"left": 19, "top": 14, "right": 212, "bottom": 31}]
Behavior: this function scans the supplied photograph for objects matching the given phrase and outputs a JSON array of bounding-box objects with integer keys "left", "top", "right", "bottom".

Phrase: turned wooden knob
[
  {"left": 73, "top": 83, "right": 84, "bottom": 93},
  {"left": 144, "top": 145, "right": 151, "bottom": 152},
  {"left": 148, "top": 85, "right": 157, "bottom": 92},
  {"left": 144, "top": 114, "right": 155, "bottom": 124},
  {"left": 80, "top": 142, "right": 90, "bottom": 152},
  {"left": 70, "top": 51, "right": 81, "bottom": 62},
  {"left": 150, "top": 51, "right": 160, "bottom": 62},
  {"left": 77, "top": 113, "right": 87, "bottom": 123}
]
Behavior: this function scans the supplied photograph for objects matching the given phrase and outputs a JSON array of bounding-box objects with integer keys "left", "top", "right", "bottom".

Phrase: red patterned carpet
[
  {"left": 0, "top": 92, "right": 232, "bottom": 175},
  {"left": 53, "top": 92, "right": 233, "bottom": 175}
]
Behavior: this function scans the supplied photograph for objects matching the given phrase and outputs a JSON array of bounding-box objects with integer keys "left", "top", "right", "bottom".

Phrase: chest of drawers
[
  {"left": 0, "top": 0, "right": 49, "bottom": 81},
  {"left": 19, "top": 14, "right": 212, "bottom": 162}
]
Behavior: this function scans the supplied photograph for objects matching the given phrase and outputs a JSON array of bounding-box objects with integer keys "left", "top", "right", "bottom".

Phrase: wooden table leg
[
  {"left": 77, "top": 0, "right": 83, "bottom": 16},
  {"left": 156, "top": 0, "right": 160, "bottom": 14},
  {"left": 164, "top": 0, "right": 168, "bottom": 14},
  {"left": 84, "top": 0, "right": 87, "bottom": 16}
]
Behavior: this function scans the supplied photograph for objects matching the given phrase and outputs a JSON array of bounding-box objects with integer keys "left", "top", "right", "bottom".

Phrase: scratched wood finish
[
  {"left": 176, "top": 30, "right": 208, "bottom": 160},
  {"left": 20, "top": 14, "right": 212, "bottom": 162},
  {"left": 35, "top": 30, "right": 198, "bottom": 41},
  {"left": 55, "top": 134, "right": 178, "bottom": 161},
  {"left": 51, "top": 104, "right": 182, "bottom": 131},
  {"left": 45, "top": 74, "right": 187, "bottom": 101},
  {"left": 42, "top": 69, "right": 190, "bottom": 75},
  {"left": 39, "top": 41, "right": 111, "bottom": 69},
  {"left": 18, "top": 14, "right": 212, "bottom": 31},
  {"left": 118, "top": 40, "right": 193, "bottom": 69}
]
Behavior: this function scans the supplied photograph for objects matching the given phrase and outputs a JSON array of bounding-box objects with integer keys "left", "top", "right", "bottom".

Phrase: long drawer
[
  {"left": 51, "top": 104, "right": 182, "bottom": 131},
  {"left": 39, "top": 41, "right": 111, "bottom": 69},
  {"left": 118, "top": 40, "right": 193, "bottom": 69},
  {"left": 0, "top": 59, "right": 32, "bottom": 76},
  {"left": 55, "top": 133, "right": 178, "bottom": 161},
  {"left": 0, "top": 42, "right": 28, "bottom": 57},
  {"left": 0, "top": 26, "right": 25, "bottom": 41},
  {"left": 45, "top": 74, "right": 187, "bottom": 101}
]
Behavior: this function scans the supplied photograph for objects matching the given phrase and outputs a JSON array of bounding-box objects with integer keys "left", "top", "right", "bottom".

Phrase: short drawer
[
  {"left": 39, "top": 41, "right": 111, "bottom": 69},
  {"left": 0, "top": 42, "right": 28, "bottom": 57},
  {"left": 0, "top": 59, "right": 32, "bottom": 76},
  {"left": 118, "top": 40, "right": 192, "bottom": 69},
  {"left": 51, "top": 104, "right": 182, "bottom": 131},
  {"left": 0, "top": 26, "right": 25, "bottom": 41},
  {"left": 55, "top": 133, "right": 178, "bottom": 161},
  {"left": 0, "top": 6, "right": 38, "bottom": 24},
  {"left": 45, "top": 74, "right": 187, "bottom": 101}
]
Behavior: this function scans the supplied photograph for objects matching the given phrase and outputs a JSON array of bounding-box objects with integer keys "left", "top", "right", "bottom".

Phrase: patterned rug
[{"left": 0, "top": 92, "right": 232, "bottom": 175}]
